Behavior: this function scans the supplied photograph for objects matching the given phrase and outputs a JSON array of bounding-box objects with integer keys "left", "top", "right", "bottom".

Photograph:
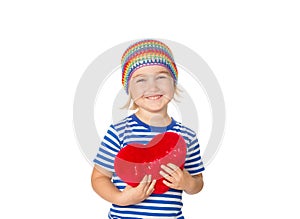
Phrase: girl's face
[{"left": 128, "top": 65, "right": 175, "bottom": 114}]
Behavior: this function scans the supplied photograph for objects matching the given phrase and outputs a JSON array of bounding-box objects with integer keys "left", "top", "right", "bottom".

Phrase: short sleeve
[
  {"left": 93, "top": 125, "right": 121, "bottom": 173},
  {"left": 184, "top": 133, "right": 205, "bottom": 175}
]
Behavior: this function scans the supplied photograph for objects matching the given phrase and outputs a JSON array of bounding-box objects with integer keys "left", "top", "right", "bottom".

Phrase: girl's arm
[
  {"left": 182, "top": 172, "right": 204, "bottom": 194},
  {"left": 91, "top": 165, "right": 156, "bottom": 206}
]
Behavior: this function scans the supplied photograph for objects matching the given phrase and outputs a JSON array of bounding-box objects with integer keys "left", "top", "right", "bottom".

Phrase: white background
[{"left": 1, "top": 0, "right": 299, "bottom": 218}]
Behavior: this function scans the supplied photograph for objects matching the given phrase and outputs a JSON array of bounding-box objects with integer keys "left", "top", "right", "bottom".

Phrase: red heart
[{"left": 114, "top": 132, "right": 187, "bottom": 194}]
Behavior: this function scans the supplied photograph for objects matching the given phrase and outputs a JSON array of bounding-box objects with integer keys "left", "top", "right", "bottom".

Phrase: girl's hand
[
  {"left": 159, "top": 163, "right": 191, "bottom": 191},
  {"left": 119, "top": 175, "right": 156, "bottom": 206},
  {"left": 160, "top": 163, "right": 204, "bottom": 194}
]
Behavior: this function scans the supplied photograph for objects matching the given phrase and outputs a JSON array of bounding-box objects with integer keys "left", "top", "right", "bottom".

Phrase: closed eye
[
  {"left": 156, "top": 73, "right": 170, "bottom": 80},
  {"left": 136, "top": 78, "right": 146, "bottom": 83}
]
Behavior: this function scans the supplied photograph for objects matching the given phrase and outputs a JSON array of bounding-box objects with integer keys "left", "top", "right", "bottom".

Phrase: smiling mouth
[{"left": 146, "top": 95, "right": 163, "bottom": 100}]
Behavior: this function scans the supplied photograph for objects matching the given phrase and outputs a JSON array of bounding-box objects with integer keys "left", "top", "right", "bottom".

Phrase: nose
[{"left": 146, "top": 77, "right": 159, "bottom": 92}]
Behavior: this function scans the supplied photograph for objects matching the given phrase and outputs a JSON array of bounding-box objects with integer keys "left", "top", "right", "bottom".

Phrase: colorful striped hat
[{"left": 121, "top": 39, "right": 178, "bottom": 94}]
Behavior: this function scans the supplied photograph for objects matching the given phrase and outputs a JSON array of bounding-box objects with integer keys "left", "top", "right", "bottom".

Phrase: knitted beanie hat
[{"left": 121, "top": 39, "right": 178, "bottom": 94}]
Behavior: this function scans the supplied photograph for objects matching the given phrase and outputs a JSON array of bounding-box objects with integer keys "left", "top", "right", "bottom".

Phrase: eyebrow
[
  {"left": 132, "top": 74, "right": 146, "bottom": 78},
  {"left": 157, "top": 70, "right": 170, "bottom": 74},
  {"left": 132, "top": 70, "right": 171, "bottom": 78},
  {"left": 132, "top": 70, "right": 170, "bottom": 78}
]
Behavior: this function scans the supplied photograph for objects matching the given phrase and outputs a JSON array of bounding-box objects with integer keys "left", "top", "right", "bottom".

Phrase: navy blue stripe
[
  {"left": 184, "top": 126, "right": 195, "bottom": 135},
  {"left": 188, "top": 149, "right": 200, "bottom": 158},
  {"left": 181, "top": 129, "right": 194, "bottom": 137},
  {"left": 143, "top": 199, "right": 183, "bottom": 206},
  {"left": 119, "top": 132, "right": 124, "bottom": 139},
  {"left": 123, "top": 129, "right": 151, "bottom": 136},
  {"left": 113, "top": 204, "right": 181, "bottom": 211},
  {"left": 96, "top": 153, "right": 113, "bottom": 163},
  {"left": 110, "top": 208, "right": 180, "bottom": 217},
  {"left": 115, "top": 185, "right": 125, "bottom": 190},
  {"left": 107, "top": 129, "right": 119, "bottom": 140},
  {"left": 103, "top": 137, "right": 119, "bottom": 151},
  {"left": 109, "top": 215, "right": 140, "bottom": 219},
  {"left": 98, "top": 146, "right": 116, "bottom": 158},
  {"left": 114, "top": 120, "right": 127, "bottom": 129},
  {"left": 182, "top": 135, "right": 190, "bottom": 142},
  {"left": 185, "top": 163, "right": 201, "bottom": 169},
  {"left": 188, "top": 139, "right": 199, "bottom": 148},
  {"left": 93, "top": 159, "right": 113, "bottom": 170},
  {"left": 151, "top": 193, "right": 182, "bottom": 199},
  {"left": 100, "top": 144, "right": 117, "bottom": 155},
  {"left": 113, "top": 179, "right": 124, "bottom": 183},
  {"left": 186, "top": 156, "right": 202, "bottom": 163},
  {"left": 189, "top": 167, "right": 205, "bottom": 175}
]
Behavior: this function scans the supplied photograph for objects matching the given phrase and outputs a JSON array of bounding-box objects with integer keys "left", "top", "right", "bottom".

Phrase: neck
[{"left": 135, "top": 109, "right": 171, "bottom": 127}]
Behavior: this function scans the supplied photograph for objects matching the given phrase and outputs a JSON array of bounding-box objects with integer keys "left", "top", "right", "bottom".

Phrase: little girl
[{"left": 91, "top": 39, "right": 205, "bottom": 218}]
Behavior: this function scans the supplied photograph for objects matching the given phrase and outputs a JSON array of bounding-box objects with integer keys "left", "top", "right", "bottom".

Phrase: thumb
[
  {"left": 137, "top": 175, "right": 149, "bottom": 187},
  {"left": 124, "top": 184, "right": 133, "bottom": 191}
]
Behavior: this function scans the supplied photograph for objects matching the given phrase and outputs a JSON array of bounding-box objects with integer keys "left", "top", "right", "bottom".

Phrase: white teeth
[{"left": 147, "top": 95, "right": 161, "bottom": 100}]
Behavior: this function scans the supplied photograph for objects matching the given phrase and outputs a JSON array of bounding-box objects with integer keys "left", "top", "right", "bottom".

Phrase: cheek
[
  {"left": 129, "top": 83, "right": 146, "bottom": 100},
  {"left": 158, "top": 80, "right": 175, "bottom": 95}
]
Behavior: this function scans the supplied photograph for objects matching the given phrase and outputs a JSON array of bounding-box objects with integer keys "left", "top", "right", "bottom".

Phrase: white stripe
[
  {"left": 111, "top": 211, "right": 181, "bottom": 219},
  {"left": 185, "top": 159, "right": 201, "bottom": 166},
  {"left": 113, "top": 206, "right": 180, "bottom": 214},
  {"left": 186, "top": 166, "right": 203, "bottom": 172},
  {"left": 96, "top": 154, "right": 113, "bottom": 167}
]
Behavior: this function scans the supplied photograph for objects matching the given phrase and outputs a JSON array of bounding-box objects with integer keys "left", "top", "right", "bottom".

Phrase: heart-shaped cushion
[{"left": 114, "top": 132, "right": 187, "bottom": 194}]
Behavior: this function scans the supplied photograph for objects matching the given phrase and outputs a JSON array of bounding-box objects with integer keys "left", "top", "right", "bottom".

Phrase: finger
[
  {"left": 140, "top": 175, "right": 155, "bottom": 194},
  {"left": 161, "top": 164, "right": 174, "bottom": 175},
  {"left": 138, "top": 175, "right": 148, "bottom": 187},
  {"left": 167, "top": 163, "right": 180, "bottom": 171},
  {"left": 144, "top": 175, "right": 152, "bottom": 190},
  {"left": 162, "top": 179, "right": 175, "bottom": 189},
  {"left": 167, "top": 163, "right": 181, "bottom": 177},
  {"left": 161, "top": 164, "right": 179, "bottom": 178},
  {"left": 146, "top": 179, "right": 156, "bottom": 194},
  {"left": 139, "top": 175, "right": 152, "bottom": 192},
  {"left": 142, "top": 175, "right": 149, "bottom": 183},
  {"left": 159, "top": 170, "right": 174, "bottom": 182}
]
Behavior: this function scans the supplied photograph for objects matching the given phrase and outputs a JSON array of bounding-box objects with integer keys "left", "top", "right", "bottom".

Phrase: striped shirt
[{"left": 94, "top": 114, "right": 205, "bottom": 218}]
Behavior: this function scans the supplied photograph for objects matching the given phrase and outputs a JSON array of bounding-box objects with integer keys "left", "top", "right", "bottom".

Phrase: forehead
[{"left": 131, "top": 65, "right": 171, "bottom": 78}]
